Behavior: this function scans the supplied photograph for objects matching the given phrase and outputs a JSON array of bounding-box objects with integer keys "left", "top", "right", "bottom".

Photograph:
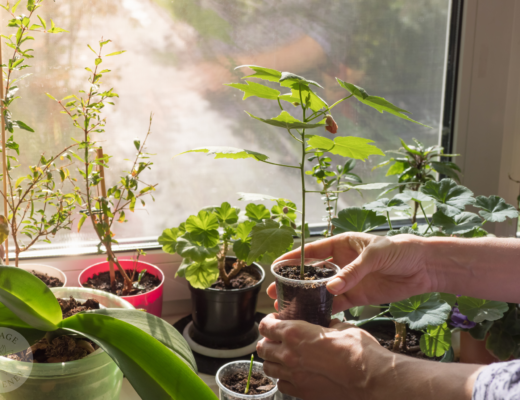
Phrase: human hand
[
  {"left": 256, "top": 313, "right": 393, "bottom": 399},
  {"left": 267, "top": 233, "right": 434, "bottom": 313}
]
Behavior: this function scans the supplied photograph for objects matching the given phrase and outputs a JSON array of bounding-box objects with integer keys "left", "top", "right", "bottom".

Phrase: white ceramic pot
[{"left": 19, "top": 263, "right": 67, "bottom": 287}]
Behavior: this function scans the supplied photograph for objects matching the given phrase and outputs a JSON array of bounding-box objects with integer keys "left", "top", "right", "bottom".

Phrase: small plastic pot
[
  {"left": 216, "top": 361, "right": 277, "bottom": 400},
  {"left": 78, "top": 259, "right": 164, "bottom": 317},
  {"left": 271, "top": 259, "right": 340, "bottom": 327},
  {"left": 20, "top": 263, "right": 67, "bottom": 287}
]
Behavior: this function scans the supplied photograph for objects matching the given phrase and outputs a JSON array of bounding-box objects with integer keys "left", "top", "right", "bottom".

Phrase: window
[{"left": 9, "top": 0, "right": 453, "bottom": 248}]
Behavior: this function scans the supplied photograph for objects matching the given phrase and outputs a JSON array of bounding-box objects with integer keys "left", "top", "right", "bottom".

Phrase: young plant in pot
[
  {"left": 0, "top": 266, "right": 217, "bottom": 400},
  {"left": 159, "top": 200, "right": 295, "bottom": 349},
  {"left": 178, "top": 65, "right": 425, "bottom": 328},
  {"left": 47, "top": 40, "right": 164, "bottom": 315},
  {"left": 335, "top": 177, "right": 518, "bottom": 360},
  {"left": 0, "top": 0, "right": 77, "bottom": 287}
]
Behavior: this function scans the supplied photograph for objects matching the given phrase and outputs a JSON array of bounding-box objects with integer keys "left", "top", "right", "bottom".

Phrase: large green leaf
[
  {"left": 469, "top": 321, "right": 494, "bottom": 341},
  {"left": 363, "top": 198, "right": 410, "bottom": 213},
  {"left": 238, "top": 65, "right": 282, "bottom": 82},
  {"left": 432, "top": 211, "right": 483, "bottom": 235},
  {"left": 336, "top": 79, "right": 429, "bottom": 127},
  {"left": 457, "top": 297, "right": 509, "bottom": 323},
  {"left": 233, "top": 221, "right": 256, "bottom": 261},
  {"left": 420, "top": 179, "right": 474, "bottom": 217},
  {"left": 214, "top": 202, "right": 239, "bottom": 225},
  {"left": 292, "top": 86, "right": 328, "bottom": 112},
  {"left": 420, "top": 323, "right": 451, "bottom": 358},
  {"left": 486, "top": 325, "right": 516, "bottom": 361},
  {"left": 389, "top": 293, "right": 451, "bottom": 330},
  {"left": 61, "top": 313, "right": 217, "bottom": 400},
  {"left": 245, "top": 203, "right": 271, "bottom": 221},
  {"left": 394, "top": 190, "right": 433, "bottom": 204},
  {"left": 185, "top": 211, "right": 220, "bottom": 247},
  {"left": 473, "top": 195, "right": 519, "bottom": 222},
  {"left": 158, "top": 228, "right": 182, "bottom": 254},
  {"left": 175, "top": 258, "right": 193, "bottom": 278},
  {"left": 271, "top": 199, "right": 297, "bottom": 226},
  {"left": 246, "top": 110, "right": 326, "bottom": 130},
  {"left": 307, "top": 136, "right": 385, "bottom": 160},
  {"left": 430, "top": 161, "right": 461, "bottom": 183},
  {"left": 0, "top": 266, "right": 62, "bottom": 331},
  {"left": 225, "top": 81, "right": 280, "bottom": 100},
  {"left": 331, "top": 207, "right": 387, "bottom": 234},
  {"left": 247, "top": 220, "right": 295, "bottom": 264},
  {"left": 279, "top": 72, "right": 323, "bottom": 89},
  {"left": 176, "top": 232, "right": 219, "bottom": 262},
  {"left": 178, "top": 147, "right": 268, "bottom": 161},
  {"left": 184, "top": 258, "right": 219, "bottom": 289}
]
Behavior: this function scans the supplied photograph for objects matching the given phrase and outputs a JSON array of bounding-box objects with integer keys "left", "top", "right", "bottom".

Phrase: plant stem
[
  {"left": 420, "top": 203, "right": 433, "bottom": 233},
  {"left": 245, "top": 354, "right": 254, "bottom": 394},
  {"left": 258, "top": 160, "right": 300, "bottom": 169},
  {"left": 387, "top": 212, "right": 393, "bottom": 230},
  {"left": 392, "top": 321, "right": 407, "bottom": 352},
  {"left": 299, "top": 89, "right": 306, "bottom": 279}
]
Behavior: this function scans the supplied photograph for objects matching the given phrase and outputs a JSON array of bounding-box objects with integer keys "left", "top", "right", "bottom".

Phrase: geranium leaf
[
  {"left": 389, "top": 293, "right": 451, "bottom": 330},
  {"left": 178, "top": 146, "right": 268, "bottom": 161},
  {"left": 185, "top": 211, "right": 220, "bottom": 246},
  {"left": 394, "top": 190, "right": 433, "bottom": 204},
  {"left": 176, "top": 232, "right": 219, "bottom": 262},
  {"left": 468, "top": 321, "right": 494, "bottom": 341},
  {"left": 331, "top": 207, "right": 387, "bottom": 234},
  {"left": 184, "top": 258, "right": 219, "bottom": 289},
  {"left": 246, "top": 110, "right": 326, "bottom": 130},
  {"left": 363, "top": 197, "right": 410, "bottom": 213},
  {"left": 386, "top": 226, "right": 423, "bottom": 237},
  {"left": 473, "top": 195, "right": 519, "bottom": 222},
  {"left": 457, "top": 297, "right": 509, "bottom": 323},
  {"left": 247, "top": 220, "right": 295, "bottom": 264},
  {"left": 245, "top": 204, "right": 270, "bottom": 222},
  {"left": 225, "top": 81, "right": 280, "bottom": 101},
  {"left": 420, "top": 323, "right": 451, "bottom": 358},
  {"left": 486, "top": 326, "right": 516, "bottom": 361},
  {"left": 214, "top": 202, "right": 239, "bottom": 225},
  {"left": 158, "top": 227, "right": 182, "bottom": 254},
  {"left": 420, "top": 179, "right": 474, "bottom": 217},
  {"left": 432, "top": 211, "right": 482, "bottom": 235},
  {"left": 430, "top": 161, "right": 461, "bottom": 183},
  {"left": 307, "top": 136, "right": 385, "bottom": 160}
]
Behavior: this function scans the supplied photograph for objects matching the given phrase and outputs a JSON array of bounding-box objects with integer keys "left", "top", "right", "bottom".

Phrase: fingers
[
  {"left": 326, "top": 253, "right": 370, "bottom": 295},
  {"left": 262, "top": 360, "right": 293, "bottom": 382},
  {"left": 257, "top": 340, "right": 285, "bottom": 365},
  {"left": 258, "top": 313, "right": 285, "bottom": 342},
  {"left": 274, "top": 237, "right": 334, "bottom": 263},
  {"left": 267, "top": 282, "right": 277, "bottom": 299}
]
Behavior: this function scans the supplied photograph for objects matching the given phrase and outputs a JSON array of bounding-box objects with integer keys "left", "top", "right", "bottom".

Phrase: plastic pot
[
  {"left": 78, "top": 259, "right": 164, "bottom": 317},
  {"left": 20, "top": 264, "right": 67, "bottom": 287},
  {"left": 271, "top": 259, "right": 339, "bottom": 327},
  {"left": 189, "top": 257, "right": 264, "bottom": 348},
  {"left": 459, "top": 331, "right": 498, "bottom": 364},
  {"left": 216, "top": 361, "right": 277, "bottom": 400},
  {"left": 0, "top": 287, "right": 134, "bottom": 400}
]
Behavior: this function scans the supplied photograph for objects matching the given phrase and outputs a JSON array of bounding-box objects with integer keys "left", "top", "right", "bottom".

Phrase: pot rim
[
  {"left": 216, "top": 360, "right": 278, "bottom": 399},
  {"left": 271, "top": 258, "right": 340, "bottom": 285},
  {"left": 19, "top": 263, "right": 68, "bottom": 287},
  {"left": 191, "top": 256, "right": 265, "bottom": 293},
  {"left": 78, "top": 259, "right": 165, "bottom": 299}
]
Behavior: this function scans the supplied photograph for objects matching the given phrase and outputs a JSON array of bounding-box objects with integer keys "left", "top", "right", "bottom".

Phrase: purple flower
[{"left": 450, "top": 307, "right": 477, "bottom": 329}]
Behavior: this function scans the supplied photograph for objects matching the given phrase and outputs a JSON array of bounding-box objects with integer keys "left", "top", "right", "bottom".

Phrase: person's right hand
[{"left": 267, "top": 233, "right": 436, "bottom": 314}]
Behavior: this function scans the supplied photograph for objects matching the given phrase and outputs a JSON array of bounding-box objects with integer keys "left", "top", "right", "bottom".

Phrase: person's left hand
[{"left": 256, "top": 313, "right": 393, "bottom": 399}]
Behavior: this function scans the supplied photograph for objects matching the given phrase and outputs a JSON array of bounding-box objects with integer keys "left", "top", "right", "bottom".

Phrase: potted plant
[
  {"left": 47, "top": 39, "right": 164, "bottom": 316},
  {"left": 0, "top": 0, "right": 77, "bottom": 287},
  {"left": 159, "top": 201, "right": 295, "bottom": 348},
  {"left": 335, "top": 176, "right": 518, "bottom": 360},
  {"left": 0, "top": 265, "right": 217, "bottom": 399},
  {"left": 178, "top": 65, "right": 424, "bottom": 327}
]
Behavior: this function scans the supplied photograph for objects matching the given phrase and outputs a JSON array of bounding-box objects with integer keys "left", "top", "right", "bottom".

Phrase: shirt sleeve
[{"left": 473, "top": 360, "right": 520, "bottom": 400}]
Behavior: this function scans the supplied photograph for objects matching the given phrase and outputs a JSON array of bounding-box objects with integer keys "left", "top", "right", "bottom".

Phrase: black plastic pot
[
  {"left": 271, "top": 259, "right": 340, "bottom": 327},
  {"left": 188, "top": 257, "right": 265, "bottom": 348}
]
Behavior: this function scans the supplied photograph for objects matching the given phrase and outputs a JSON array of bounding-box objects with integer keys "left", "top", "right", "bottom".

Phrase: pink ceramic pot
[{"left": 78, "top": 259, "right": 164, "bottom": 317}]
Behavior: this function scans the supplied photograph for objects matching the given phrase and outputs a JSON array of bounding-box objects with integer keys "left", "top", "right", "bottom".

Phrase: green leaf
[
  {"left": 349, "top": 306, "right": 365, "bottom": 318},
  {"left": 37, "top": 15, "right": 46, "bottom": 30},
  {"left": 245, "top": 203, "right": 270, "bottom": 221},
  {"left": 469, "top": 321, "right": 494, "bottom": 341},
  {"left": 279, "top": 72, "right": 323, "bottom": 89},
  {"left": 271, "top": 199, "right": 297, "bottom": 225},
  {"left": 15, "top": 120, "right": 34, "bottom": 132},
  {"left": 386, "top": 226, "right": 423, "bottom": 237},
  {"left": 340, "top": 182, "right": 408, "bottom": 191},
  {"left": 184, "top": 258, "right": 219, "bottom": 289},
  {"left": 293, "top": 87, "right": 328, "bottom": 112},
  {"left": 237, "top": 192, "right": 280, "bottom": 202},
  {"left": 307, "top": 136, "right": 385, "bottom": 160},
  {"left": 60, "top": 313, "right": 217, "bottom": 400},
  {"left": 363, "top": 198, "right": 410, "bottom": 213},
  {"left": 386, "top": 161, "right": 407, "bottom": 176},
  {"left": 394, "top": 190, "right": 433, "bottom": 204},
  {"left": 432, "top": 211, "right": 482, "bottom": 235},
  {"left": 420, "top": 323, "right": 451, "bottom": 358},
  {"left": 105, "top": 50, "right": 127, "bottom": 56},
  {"left": 233, "top": 221, "right": 256, "bottom": 261},
  {"left": 94, "top": 57, "right": 102, "bottom": 66},
  {"left": 15, "top": 175, "right": 27, "bottom": 188},
  {"left": 214, "top": 202, "right": 239, "bottom": 225},
  {"left": 176, "top": 232, "right": 219, "bottom": 262},
  {"left": 473, "top": 195, "right": 519, "bottom": 223},
  {"left": 178, "top": 146, "right": 268, "bottom": 161},
  {"left": 331, "top": 207, "right": 387, "bottom": 234},
  {"left": 246, "top": 110, "right": 326, "bottom": 130},
  {"left": 430, "top": 161, "right": 461, "bottom": 182},
  {"left": 420, "top": 179, "right": 474, "bottom": 217},
  {"left": 461, "top": 227, "right": 488, "bottom": 238},
  {"left": 0, "top": 266, "right": 62, "bottom": 331},
  {"left": 185, "top": 211, "right": 220, "bottom": 248},
  {"left": 457, "top": 297, "right": 509, "bottom": 323},
  {"left": 247, "top": 220, "right": 295, "bottom": 265},
  {"left": 238, "top": 65, "right": 282, "bottom": 82},
  {"left": 337, "top": 79, "right": 430, "bottom": 127},
  {"left": 389, "top": 293, "right": 451, "bottom": 330},
  {"left": 46, "top": 93, "right": 57, "bottom": 101},
  {"left": 486, "top": 325, "right": 516, "bottom": 361},
  {"left": 225, "top": 81, "right": 280, "bottom": 100},
  {"left": 439, "top": 293, "right": 457, "bottom": 307},
  {"left": 158, "top": 228, "right": 182, "bottom": 254},
  {"left": 175, "top": 258, "right": 192, "bottom": 278}
]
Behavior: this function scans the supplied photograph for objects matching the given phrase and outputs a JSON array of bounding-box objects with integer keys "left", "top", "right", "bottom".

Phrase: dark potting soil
[
  {"left": 221, "top": 371, "right": 275, "bottom": 395},
  {"left": 6, "top": 297, "right": 100, "bottom": 363},
  {"left": 276, "top": 264, "right": 336, "bottom": 282},
  {"left": 31, "top": 270, "right": 64, "bottom": 288},
  {"left": 363, "top": 323, "right": 442, "bottom": 361},
  {"left": 211, "top": 262, "right": 261, "bottom": 290},
  {"left": 83, "top": 269, "right": 161, "bottom": 296}
]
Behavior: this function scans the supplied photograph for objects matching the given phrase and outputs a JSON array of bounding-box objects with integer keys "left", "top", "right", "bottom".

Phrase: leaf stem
[
  {"left": 245, "top": 354, "right": 254, "bottom": 394},
  {"left": 387, "top": 212, "right": 393, "bottom": 230},
  {"left": 299, "top": 88, "right": 306, "bottom": 279},
  {"left": 258, "top": 160, "right": 300, "bottom": 169},
  {"left": 420, "top": 203, "right": 433, "bottom": 233}
]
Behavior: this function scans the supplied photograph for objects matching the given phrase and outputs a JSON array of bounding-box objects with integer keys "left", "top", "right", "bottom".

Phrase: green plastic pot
[{"left": 0, "top": 287, "right": 134, "bottom": 400}]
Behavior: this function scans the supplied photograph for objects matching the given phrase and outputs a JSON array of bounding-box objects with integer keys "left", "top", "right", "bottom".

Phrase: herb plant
[
  {"left": 48, "top": 40, "right": 157, "bottom": 295},
  {"left": 179, "top": 66, "right": 425, "bottom": 278},
  {"left": 158, "top": 201, "right": 296, "bottom": 289},
  {"left": 0, "top": 1, "right": 77, "bottom": 265}
]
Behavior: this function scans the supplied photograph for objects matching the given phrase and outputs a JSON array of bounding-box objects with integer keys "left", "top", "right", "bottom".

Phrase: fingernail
[{"left": 327, "top": 277, "right": 346, "bottom": 293}]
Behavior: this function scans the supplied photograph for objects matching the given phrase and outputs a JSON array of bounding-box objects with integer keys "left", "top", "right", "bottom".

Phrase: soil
[
  {"left": 275, "top": 264, "right": 337, "bottom": 327},
  {"left": 82, "top": 268, "right": 161, "bottom": 296},
  {"left": 6, "top": 296, "right": 100, "bottom": 363},
  {"left": 221, "top": 371, "right": 275, "bottom": 395},
  {"left": 31, "top": 270, "right": 64, "bottom": 288},
  {"left": 363, "top": 323, "right": 443, "bottom": 361},
  {"left": 211, "top": 262, "right": 261, "bottom": 290}
]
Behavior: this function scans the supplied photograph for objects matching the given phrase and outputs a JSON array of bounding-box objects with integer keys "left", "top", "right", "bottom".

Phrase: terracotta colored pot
[
  {"left": 459, "top": 331, "right": 498, "bottom": 364},
  {"left": 78, "top": 259, "right": 164, "bottom": 317}
]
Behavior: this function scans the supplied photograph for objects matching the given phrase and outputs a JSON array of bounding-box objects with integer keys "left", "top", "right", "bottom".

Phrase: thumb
[{"left": 327, "top": 253, "right": 371, "bottom": 295}]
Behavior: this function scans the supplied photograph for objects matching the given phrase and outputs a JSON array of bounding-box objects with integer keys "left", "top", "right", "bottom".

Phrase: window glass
[{"left": 8, "top": 0, "right": 451, "bottom": 245}]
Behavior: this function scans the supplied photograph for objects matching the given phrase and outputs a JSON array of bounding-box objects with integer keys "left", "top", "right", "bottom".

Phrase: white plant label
[{"left": 0, "top": 328, "right": 33, "bottom": 393}]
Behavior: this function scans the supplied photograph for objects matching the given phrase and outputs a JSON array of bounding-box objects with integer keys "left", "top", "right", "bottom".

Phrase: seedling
[{"left": 245, "top": 354, "right": 254, "bottom": 394}]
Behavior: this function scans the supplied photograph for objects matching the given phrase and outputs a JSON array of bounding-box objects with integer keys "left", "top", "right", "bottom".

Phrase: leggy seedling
[{"left": 245, "top": 354, "right": 254, "bottom": 394}]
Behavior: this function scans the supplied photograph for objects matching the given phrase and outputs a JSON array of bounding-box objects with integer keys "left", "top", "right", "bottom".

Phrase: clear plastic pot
[
  {"left": 216, "top": 361, "right": 277, "bottom": 400},
  {"left": 271, "top": 259, "right": 340, "bottom": 327}
]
